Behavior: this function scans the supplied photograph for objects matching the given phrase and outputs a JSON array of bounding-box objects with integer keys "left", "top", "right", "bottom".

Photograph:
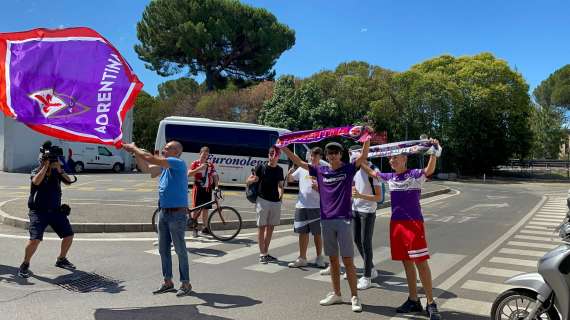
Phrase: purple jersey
[
  {"left": 309, "top": 162, "right": 357, "bottom": 220},
  {"left": 378, "top": 169, "right": 426, "bottom": 221}
]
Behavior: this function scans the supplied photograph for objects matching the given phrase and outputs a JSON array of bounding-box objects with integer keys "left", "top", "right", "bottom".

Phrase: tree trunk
[{"left": 205, "top": 68, "right": 215, "bottom": 91}]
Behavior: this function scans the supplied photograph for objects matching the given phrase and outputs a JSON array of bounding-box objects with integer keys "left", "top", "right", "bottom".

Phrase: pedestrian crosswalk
[
  {"left": 142, "top": 195, "right": 568, "bottom": 318},
  {"left": 440, "top": 196, "right": 567, "bottom": 317}
]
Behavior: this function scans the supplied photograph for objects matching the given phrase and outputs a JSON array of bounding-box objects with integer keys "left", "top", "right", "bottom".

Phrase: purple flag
[{"left": 0, "top": 27, "right": 143, "bottom": 148}]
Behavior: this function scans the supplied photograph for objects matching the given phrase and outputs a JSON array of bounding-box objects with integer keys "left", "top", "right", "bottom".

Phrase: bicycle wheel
[
  {"left": 207, "top": 206, "right": 242, "bottom": 241},
  {"left": 151, "top": 208, "right": 160, "bottom": 233}
]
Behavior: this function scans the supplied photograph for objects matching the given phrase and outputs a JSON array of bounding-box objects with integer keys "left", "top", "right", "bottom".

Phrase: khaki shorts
[{"left": 256, "top": 197, "right": 282, "bottom": 226}]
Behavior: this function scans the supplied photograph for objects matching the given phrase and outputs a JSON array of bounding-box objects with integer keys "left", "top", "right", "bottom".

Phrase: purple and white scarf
[
  {"left": 275, "top": 125, "right": 370, "bottom": 148},
  {"left": 350, "top": 139, "right": 441, "bottom": 158}
]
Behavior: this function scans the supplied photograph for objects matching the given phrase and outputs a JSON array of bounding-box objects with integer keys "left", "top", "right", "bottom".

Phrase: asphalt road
[
  {"left": 0, "top": 171, "right": 444, "bottom": 225},
  {"left": 0, "top": 175, "right": 568, "bottom": 320}
]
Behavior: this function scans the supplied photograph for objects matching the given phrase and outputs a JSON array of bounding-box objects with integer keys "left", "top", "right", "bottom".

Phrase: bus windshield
[{"left": 165, "top": 124, "right": 280, "bottom": 158}]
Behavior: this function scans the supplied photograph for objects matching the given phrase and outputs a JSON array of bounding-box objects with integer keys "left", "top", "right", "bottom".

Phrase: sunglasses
[{"left": 326, "top": 150, "right": 341, "bottom": 155}]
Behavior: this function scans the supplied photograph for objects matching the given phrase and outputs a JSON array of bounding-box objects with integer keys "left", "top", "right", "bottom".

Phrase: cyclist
[{"left": 188, "top": 146, "right": 219, "bottom": 236}]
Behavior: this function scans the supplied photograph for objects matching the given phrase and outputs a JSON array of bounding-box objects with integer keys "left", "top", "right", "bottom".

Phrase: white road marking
[
  {"left": 460, "top": 203, "right": 509, "bottom": 213},
  {"left": 384, "top": 253, "right": 465, "bottom": 286},
  {"left": 489, "top": 257, "right": 537, "bottom": 267},
  {"left": 498, "top": 248, "right": 546, "bottom": 258},
  {"left": 506, "top": 241, "right": 556, "bottom": 250},
  {"left": 519, "top": 229, "right": 557, "bottom": 236},
  {"left": 514, "top": 235, "right": 559, "bottom": 242},
  {"left": 437, "top": 196, "right": 546, "bottom": 291},
  {"left": 304, "top": 247, "right": 391, "bottom": 283},
  {"left": 440, "top": 297, "right": 491, "bottom": 316},
  {"left": 461, "top": 280, "right": 514, "bottom": 294},
  {"left": 194, "top": 236, "right": 298, "bottom": 264},
  {"left": 243, "top": 252, "right": 301, "bottom": 273},
  {"left": 476, "top": 267, "right": 523, "bottom": 278}
]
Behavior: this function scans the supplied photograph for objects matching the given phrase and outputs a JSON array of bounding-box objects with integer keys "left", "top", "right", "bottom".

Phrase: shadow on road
[
  {"left": 363, "top": 304, "right": 490, "bottom": 320},
  {"left": 94, "top": 291, "right": 261, "bottom": 320},
  {"left": 191, "top": 291, "right": 262, "bottom": 309},
  {"left": 0, "top": 264, "right": 35, "bottom": 286},
  {"left": 0, "top": 264, "right": 125, "bottom": 294},
  {"left": 94, "top": 305, "right": 234, "bottom": 320}
]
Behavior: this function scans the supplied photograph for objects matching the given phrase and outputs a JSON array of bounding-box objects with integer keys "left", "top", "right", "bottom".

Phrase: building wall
[{"left": 0, "top": 110, "right": 134, "bottom": 172}]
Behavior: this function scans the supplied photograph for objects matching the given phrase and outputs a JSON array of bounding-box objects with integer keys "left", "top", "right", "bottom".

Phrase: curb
[{"left": 0, "top": 188, "right": 451, "bottom": 233}]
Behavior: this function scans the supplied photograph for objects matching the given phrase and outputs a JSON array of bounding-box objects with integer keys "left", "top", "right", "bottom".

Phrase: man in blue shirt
[{"left": 123, "top": 140, "right": 191, "bottom": 297}]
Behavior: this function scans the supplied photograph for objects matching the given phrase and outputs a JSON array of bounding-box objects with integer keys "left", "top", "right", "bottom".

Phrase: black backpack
[{"left": 246, "top": 164, "right": 265, "bottom": 203}]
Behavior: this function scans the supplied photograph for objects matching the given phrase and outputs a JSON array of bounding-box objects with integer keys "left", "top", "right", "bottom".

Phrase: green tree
[
  {"left": 534, "top": 64, "right": 570, "bottom": 109},
  {"left": 370, "top": 53, "right": 533, "bottom": 174},
  {"left": 259, "top": 76, "right": 346, "bottom": 131},
  {"left": 135, "top": 0, "right": 295, "bottom": 91},
  {"left": 133, "top": 91, "right": 176, "bottom": 152},
  {"left": 529, "top": 104, "right": 566, "bottom": 159},
  {"left": 158, "top": 78, "right": 199, "bottom": 100}
]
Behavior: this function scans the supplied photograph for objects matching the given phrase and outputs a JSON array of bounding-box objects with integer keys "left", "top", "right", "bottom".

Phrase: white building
[{"left": 0, "top": 111, "right": 134, "bottom": 172}]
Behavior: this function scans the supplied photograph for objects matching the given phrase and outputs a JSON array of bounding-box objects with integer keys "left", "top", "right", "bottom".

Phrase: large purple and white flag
[{"left": 0, "top": 27, "right": 143, "bottom": 148}]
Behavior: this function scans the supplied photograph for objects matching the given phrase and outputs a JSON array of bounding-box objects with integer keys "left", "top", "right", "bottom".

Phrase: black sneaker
[
  {"left": 396, "top": 298, "right": 423, "bottom": 313},
  {"left": 176, "top": 285, "right": 193, "bottom": 297},
  {"left": 201, "top": 227, "right": 211, "bottom": 235},
  {"left": 55, "top": 257, "right": 76, "bottom": 270},
  {"left": 426, "top": 302, "right": 442, "bottom": 320},
  {"left": 259, "top": 255, "right": 269, "bottom": 264},
  {"left": 152, "top": 283, "right": 176, "bottom": 295},
  {"left": 266, "top": 254, "right": 278, "bottom": 262},
  {"left": 18, "top": 262, "right": 30, "bottom": 278}
]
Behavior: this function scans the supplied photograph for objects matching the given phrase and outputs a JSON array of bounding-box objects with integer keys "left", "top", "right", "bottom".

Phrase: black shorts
[
  {"left": 193, "top": 186, "right": 213, "bottom": 209},
  {"left": 293, "top": 208, "right": 321, "bottom": 235},
  {"left": 28, "top": 210, "right": 74, "bottom": 241}
]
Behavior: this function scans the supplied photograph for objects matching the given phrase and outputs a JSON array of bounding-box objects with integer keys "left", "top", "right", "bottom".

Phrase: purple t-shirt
[
  {"left": 309, "top": 162, "right": 357, "bottom": 220},
  {"left": 378, "top": 169, "right": 426, "bottom": 221}
]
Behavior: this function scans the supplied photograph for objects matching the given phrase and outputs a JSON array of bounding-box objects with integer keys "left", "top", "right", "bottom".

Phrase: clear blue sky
[{"left": 2, "top": 0, "right": 569, "bottom": 97}]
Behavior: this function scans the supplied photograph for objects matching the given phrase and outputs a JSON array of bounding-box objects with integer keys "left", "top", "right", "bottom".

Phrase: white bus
[{"left": 154, "top": 117, "right": 308, "bottom": 185}]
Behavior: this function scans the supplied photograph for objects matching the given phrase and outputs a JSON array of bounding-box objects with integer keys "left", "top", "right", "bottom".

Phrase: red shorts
[{"left": 390, "top": 220, "right": 430, "bottom": 262}]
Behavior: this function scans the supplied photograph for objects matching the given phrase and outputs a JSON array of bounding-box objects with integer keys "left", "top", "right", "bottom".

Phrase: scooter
[{"left": 490, "top": 198, "right": 570, "bottom": 320}]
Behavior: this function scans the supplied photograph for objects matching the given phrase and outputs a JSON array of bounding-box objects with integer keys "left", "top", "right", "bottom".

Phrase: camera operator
[{"left": 18, "top": 141, "right": 76, "bottom": 278}]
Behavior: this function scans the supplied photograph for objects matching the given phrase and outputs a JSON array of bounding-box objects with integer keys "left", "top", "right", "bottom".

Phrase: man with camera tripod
[{"left": 18, "top": 141, "right": 75, "bottom": 278}]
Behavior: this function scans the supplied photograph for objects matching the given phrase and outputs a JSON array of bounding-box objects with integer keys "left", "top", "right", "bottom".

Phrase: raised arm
[
  {"left": 424, "top": 138, "right": 440, "bottom": 177},
  {"left": 360, "top": 163, "right": 378, "bottom": 178},
  {"left": 354, "top": 137, "right": 371, "bottom": 169},
  {"left": 123, "top": 143, "right": 166, "bottom": 178},
  {"left": 281, "top": 147, "right": 309, "bottom": 171}
]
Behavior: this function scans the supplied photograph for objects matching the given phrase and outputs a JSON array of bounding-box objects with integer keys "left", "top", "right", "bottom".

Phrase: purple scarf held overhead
[
  {"left": 350, "top": 140, "right": 442, "bottom": 158},
  {"left": 275, "top": 125, "right": 370, "bottom": 148}
]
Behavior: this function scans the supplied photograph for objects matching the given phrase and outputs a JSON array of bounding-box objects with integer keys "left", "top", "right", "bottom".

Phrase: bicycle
[{"left": 151, "top": 189, "right": 242, "bottom": 241}]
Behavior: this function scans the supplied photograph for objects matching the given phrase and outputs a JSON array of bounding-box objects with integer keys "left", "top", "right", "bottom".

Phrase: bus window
[{"left": 165, "top": 124, "right": 278, "bottom": 158}]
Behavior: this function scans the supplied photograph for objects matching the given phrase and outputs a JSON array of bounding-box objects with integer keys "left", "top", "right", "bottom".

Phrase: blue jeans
[{"left": 158, "top": 209, "right": 190, "bottom": 283}]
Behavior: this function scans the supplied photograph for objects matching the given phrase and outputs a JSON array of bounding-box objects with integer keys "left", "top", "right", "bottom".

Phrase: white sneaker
[
  {"left": 351, "top": 296, "right": 363, "bottom": 312},
  {"left": 320, "top": 292, "right": 343, "bottom": 306},
  {"left": 357, "top": 277, "right": 372, "bottom": 290},
  {"left": 314, "top": 255, "right": 327, "bottom": 268},
  {"left": 370, "top": 268, "right": 379, "bottom": 279},
  {"left": 288, "top": 257, "right": 308, "bottom": 268},
  {"left": 343, "top": 271, "right": 348, "bottom": 280}
]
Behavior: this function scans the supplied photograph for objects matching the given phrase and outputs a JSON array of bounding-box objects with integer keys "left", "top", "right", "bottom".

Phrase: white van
[
  {"left": 57, "top": 141, "right": 125, "bottom": 173},
  {"left": 155, "top": 117, "right": 308, "bottom": 185}
]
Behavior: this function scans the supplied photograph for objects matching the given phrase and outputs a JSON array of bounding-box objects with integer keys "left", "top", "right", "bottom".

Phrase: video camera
[{"left": 40, "top": 141, "right": 63, "bottom": 163}]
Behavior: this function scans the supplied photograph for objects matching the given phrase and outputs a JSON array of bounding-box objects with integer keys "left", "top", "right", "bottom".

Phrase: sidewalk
[{"left": 0, "top": 183, "right": 451, "bottom": 233}]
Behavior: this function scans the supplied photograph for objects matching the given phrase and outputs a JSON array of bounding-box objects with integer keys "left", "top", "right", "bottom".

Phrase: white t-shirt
[
  {"left": 291, "top": 167, "right": 320, "bottom": 209},
  {"left": 352, "top": 168, "right": 381, "bottom": 213}
]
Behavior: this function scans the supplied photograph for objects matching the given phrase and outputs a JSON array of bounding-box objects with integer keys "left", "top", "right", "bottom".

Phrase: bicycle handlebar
[{"left": 214, "top": 188, "right": 223, "bottom": 200}]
